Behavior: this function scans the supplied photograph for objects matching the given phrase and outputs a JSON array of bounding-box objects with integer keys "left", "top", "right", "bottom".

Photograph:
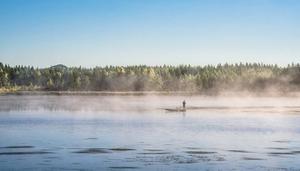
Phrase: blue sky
[{"left": 0, "top": 0, "right": 299, "bottom": 67}]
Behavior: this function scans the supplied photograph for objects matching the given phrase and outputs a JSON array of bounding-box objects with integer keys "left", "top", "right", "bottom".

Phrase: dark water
[{"left": 0, "top": 95, "right": 300, "bottom": 171}]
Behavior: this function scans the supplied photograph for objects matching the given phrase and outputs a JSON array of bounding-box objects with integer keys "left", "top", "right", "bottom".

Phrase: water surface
[{"left": 1, "top": 95, "right": 300, "bottom": 171}]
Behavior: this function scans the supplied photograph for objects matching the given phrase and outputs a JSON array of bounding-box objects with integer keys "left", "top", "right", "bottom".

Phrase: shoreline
[{"left": 2, "top": 90, "right": 300, "bottom": 97}]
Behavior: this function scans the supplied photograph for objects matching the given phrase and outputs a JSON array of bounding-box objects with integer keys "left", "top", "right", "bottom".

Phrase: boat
[{"left": 164, "top": 108, "right": 186, "bottom": 112}]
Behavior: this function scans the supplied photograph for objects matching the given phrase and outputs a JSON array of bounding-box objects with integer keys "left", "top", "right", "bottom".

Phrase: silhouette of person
[{"left": 182, "top": 100, "right": 186, "bottom": 109}]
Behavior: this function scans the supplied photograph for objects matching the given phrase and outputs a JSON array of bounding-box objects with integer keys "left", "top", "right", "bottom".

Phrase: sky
[{"left": 0, "top": 0, "right": 299, "bottom": 67}]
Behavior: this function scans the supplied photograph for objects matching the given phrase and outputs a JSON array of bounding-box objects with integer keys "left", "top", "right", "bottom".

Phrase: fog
[{"left": 1, "top": 94, "right": 300, "bottom": 114}]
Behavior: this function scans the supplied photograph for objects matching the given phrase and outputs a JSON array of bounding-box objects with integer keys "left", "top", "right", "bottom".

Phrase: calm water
[{"left": 1, "top": 95, "right": 300, "bottom": 171}]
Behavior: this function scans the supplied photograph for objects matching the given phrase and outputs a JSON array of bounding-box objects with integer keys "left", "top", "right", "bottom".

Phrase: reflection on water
[{"left": 0, "top": 95, "right": 300, "bottom": 171}]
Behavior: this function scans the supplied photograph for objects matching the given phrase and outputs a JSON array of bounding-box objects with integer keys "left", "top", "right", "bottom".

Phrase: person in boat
[{"left": 182, "top": 100, "right": 186, "bottom": 109}]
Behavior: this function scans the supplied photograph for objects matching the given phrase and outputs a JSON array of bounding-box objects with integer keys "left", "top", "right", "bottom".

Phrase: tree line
[{"left": 1, "top": 62, "right": 300, "bottom": 93}]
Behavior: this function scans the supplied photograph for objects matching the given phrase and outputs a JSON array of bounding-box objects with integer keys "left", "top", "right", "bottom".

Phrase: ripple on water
[
  {"left": 266, "top": 147, "right": 290, "bottom": 150},
  {"left": 185, "top": 151, "right": 217, "bottom": 155},
  {"left": 273, "top": 140, "right": 291, "bottom": 143},
  {"left": 0, "top": 151, "right": 52, "bottom": 155},
  {"left": 85, "top": 137, "right": 98, "bottom": 140},
  {"left": 268, "top": 151, "right": 300, "bottom": 156},
  {"left": 0, "top": 146, "right": 34, "bottom": 149},
  {"left": 109, "top": 148, "right": 135, "bottom": 151},
  {"left": 73, "top": 147, "right": 136, "bottom": 154},
  {"left": 138, "top": 152, "right": 172, "bottom": 155},
  {"left": 109, "top": 166, "right": 139, "bottom": 169},
  {"left": 73, "top": 148, "right": 111, "bottom": 154},
  {"left": 242, "top": 157, "right": 265, "bottom": 160},
  {"left": 143, "top": 149, "right": 165, "bottom": 152},
  {"left": 185, "top": 147, "right": 202, "bottom": 150},
  {"left": 0, "top": 145, "right": 53, "bottom": 155},
  {"left": 227, "top": 150, "right": 253, "bottom": 153}
]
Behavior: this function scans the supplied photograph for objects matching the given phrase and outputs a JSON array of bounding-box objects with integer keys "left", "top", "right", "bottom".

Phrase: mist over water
[
  {"left": 1, "top": 95, "right": 300, "bottom": 171},
  {"left": 1, "top": 94, "right": 300, "bottom": 112}
]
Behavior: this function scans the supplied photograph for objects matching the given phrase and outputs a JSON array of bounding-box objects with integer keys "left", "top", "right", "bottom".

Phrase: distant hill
[{"left": 50, "top": 64, "right": 68, "bottom": 70}]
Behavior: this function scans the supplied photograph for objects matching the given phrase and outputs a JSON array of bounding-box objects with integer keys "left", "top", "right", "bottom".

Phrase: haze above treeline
[{"left": 0, "top": 62, "right": 300, "bottom": 94}]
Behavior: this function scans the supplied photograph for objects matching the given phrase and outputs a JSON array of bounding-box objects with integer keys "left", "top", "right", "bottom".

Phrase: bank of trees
[{"left": 1, "top": 62, "right": 300, "bottom": 93}]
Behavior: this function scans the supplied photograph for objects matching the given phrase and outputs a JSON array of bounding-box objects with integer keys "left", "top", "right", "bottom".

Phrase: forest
[{"left": 1, "top": 62, "right": 300, "bottom": 94}]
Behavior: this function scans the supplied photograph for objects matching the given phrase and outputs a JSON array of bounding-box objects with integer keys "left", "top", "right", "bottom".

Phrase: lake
[{"left": 0, "top": 94, "right": 300, "bottom": 171}]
